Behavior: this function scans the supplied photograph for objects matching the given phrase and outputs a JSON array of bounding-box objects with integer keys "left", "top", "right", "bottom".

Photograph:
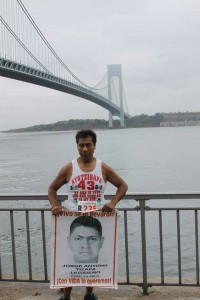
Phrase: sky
[{"left": 0, "top": 0, "right": 200, "bottom": 131}]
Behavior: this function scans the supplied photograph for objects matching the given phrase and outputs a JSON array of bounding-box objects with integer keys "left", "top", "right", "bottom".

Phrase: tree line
[{"left": 4, "top": 112, "right": 200, "bottom": 132}]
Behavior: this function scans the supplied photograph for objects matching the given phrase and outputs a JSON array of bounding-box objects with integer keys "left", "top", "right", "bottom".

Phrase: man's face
[
  {"left": 68, "top": 225, "right": 104, "bottom": 263},
  {"left": 77, "top": 136, "right": 96, "bottom": 163}
]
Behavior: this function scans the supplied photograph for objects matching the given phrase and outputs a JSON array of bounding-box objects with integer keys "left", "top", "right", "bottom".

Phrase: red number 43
[{"left": 77, "top": 180, "right": 94, "bottom": 190}]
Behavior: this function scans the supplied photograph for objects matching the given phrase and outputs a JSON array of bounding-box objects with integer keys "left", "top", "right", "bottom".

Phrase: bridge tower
[{"left": 107, "top": 64, "right": 125, "bottom": 128}]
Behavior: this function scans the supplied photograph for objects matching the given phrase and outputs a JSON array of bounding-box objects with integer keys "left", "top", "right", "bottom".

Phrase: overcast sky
[{"left": 0, "top": 0, "right": 200, "bottom": 131}]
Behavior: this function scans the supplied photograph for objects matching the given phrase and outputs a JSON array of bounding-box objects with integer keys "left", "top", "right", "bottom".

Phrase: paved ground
[{"left": 1, "top": 282, "right": 200, "bottom": 300}]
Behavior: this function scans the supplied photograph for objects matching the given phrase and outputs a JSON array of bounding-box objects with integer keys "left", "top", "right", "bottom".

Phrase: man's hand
[
  {"left": 51, "top": 205, "right": 63, "bottom": 215},
  {"left": 102, "top": 201, "right": 116, "bottom": 212}
]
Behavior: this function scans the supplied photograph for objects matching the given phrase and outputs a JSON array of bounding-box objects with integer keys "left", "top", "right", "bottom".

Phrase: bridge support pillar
[
  {"left": 109, "top": 112, "right": 113, "bottom": 128},
  {"left": 107, "top": 64, "right": 125, "bottom": 128}
]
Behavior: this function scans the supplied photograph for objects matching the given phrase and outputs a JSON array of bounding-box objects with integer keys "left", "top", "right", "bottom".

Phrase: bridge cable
[
  {"left": 91, "top": 72, "right": 107, "bottom": 88},
  {"left": 0, "top": 15, "right": 50, "bottom": 73},
  {"left": 122, "top": 82, "right": 130, "bottom": 115},
  {"left": 17, "top": 0, "right": 105, "bottom": 91}
]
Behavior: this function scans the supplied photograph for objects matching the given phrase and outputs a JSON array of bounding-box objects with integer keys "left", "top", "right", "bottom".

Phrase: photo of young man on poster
[{"left": 68, "top": 216, "right": 104, "bottom": 264}]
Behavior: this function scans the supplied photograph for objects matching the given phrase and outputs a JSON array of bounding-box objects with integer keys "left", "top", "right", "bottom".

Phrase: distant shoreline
[{"left": 2, "top": 112, "right": 200, "bottom": 133}]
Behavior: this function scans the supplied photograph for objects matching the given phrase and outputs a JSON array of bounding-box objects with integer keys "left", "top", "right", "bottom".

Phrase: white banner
[{"left": 50, "top": 211, "right": 119, "bottom": 289}]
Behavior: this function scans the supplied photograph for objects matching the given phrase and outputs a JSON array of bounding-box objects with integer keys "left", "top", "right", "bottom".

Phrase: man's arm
[
  {"left": 101, "top": 162, "right": 128, "bottom": 212},
  {"left": 48, "top": 163, "right": 71, "bottom": 215}
]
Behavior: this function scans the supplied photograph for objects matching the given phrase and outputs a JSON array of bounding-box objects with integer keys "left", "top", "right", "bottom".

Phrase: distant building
[{"left": 160, "top": 120, "right": 200, "bottom": 127}]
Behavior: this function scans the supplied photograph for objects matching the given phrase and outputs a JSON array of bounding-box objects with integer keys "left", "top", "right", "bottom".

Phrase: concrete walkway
[
  {"left": 17, "top": 288, "right": 200, "bottom": 300},
  {"left": 1, "top": 282, "right": 200, "bottom": 300}
]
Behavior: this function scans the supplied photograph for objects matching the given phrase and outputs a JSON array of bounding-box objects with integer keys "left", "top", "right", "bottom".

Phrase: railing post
[
  {"left": 25, "top": 210, "right": 32, "bottom": 281},
  {"left": 10, "top": 211, "right": 17, "bottom": 280},
  {"left": 139, "top": 199, "right": 148, "bottom": 294},
  {"left": 41, "top": 210, "right": 48, "bottom": 281},
  {"left": 195, "top": 210, "right": 199, "bottom": 284},
  {"left": 124, "top": 210, "right": 130, "bottom": 283}
]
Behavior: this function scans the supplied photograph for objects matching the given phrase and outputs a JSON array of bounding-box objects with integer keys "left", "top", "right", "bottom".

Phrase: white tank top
[{"left": 66, "top": 158, "right": 106, "bottom": 212}]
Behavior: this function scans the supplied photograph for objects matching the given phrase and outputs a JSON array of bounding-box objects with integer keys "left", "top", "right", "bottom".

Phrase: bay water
[{"left": 0, "top": 127, "right": 200, "bottom": 280}]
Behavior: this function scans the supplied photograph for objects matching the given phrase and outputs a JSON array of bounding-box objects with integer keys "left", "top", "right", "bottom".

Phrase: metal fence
[{"left": 0, "top": 193, "right": 200, "bottom": 294}]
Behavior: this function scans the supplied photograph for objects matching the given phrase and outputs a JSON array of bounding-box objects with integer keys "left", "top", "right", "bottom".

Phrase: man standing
[{"left": 48, "top": 129, "right": 128, "bottom": 300}]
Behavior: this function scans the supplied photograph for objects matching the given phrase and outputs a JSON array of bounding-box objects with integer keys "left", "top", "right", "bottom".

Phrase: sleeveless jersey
[{"left": 66, "top": 158, "right": 107, "bottom": 212}]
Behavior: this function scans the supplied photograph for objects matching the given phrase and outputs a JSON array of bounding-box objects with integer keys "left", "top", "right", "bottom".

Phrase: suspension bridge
[{"left": 0, "top": 0, "right": 131, "bottom": 127}]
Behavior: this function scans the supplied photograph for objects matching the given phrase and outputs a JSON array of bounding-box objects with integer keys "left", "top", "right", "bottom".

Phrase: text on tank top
[{"left": 66, "top": 158, "right": 106, "bottom": 212}]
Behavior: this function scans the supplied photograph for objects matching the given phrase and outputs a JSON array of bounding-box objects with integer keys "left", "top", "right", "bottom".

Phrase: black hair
[
  {"left": 70, "top": 216, "right": 102, "bottom": 237},
  {"left": 75, "top": 130, "right": 97, "bottom": 145}
]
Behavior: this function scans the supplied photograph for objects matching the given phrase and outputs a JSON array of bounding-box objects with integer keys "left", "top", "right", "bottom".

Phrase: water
[
  {"left": 0, "top": 127, "right": 200, "bottom": 279},
  {"left": 1, "top": 126, "right": 200, "bottom": 194}
]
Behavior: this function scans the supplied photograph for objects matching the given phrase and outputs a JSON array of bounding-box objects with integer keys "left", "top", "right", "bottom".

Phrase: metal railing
[{"left": 0, "top": 193, "right": 200, "bottom": 294}]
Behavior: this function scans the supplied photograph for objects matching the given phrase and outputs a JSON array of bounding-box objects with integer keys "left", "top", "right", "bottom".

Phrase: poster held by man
[{"left": 51, "top": 210, "right": 119, "bottom": 289}]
